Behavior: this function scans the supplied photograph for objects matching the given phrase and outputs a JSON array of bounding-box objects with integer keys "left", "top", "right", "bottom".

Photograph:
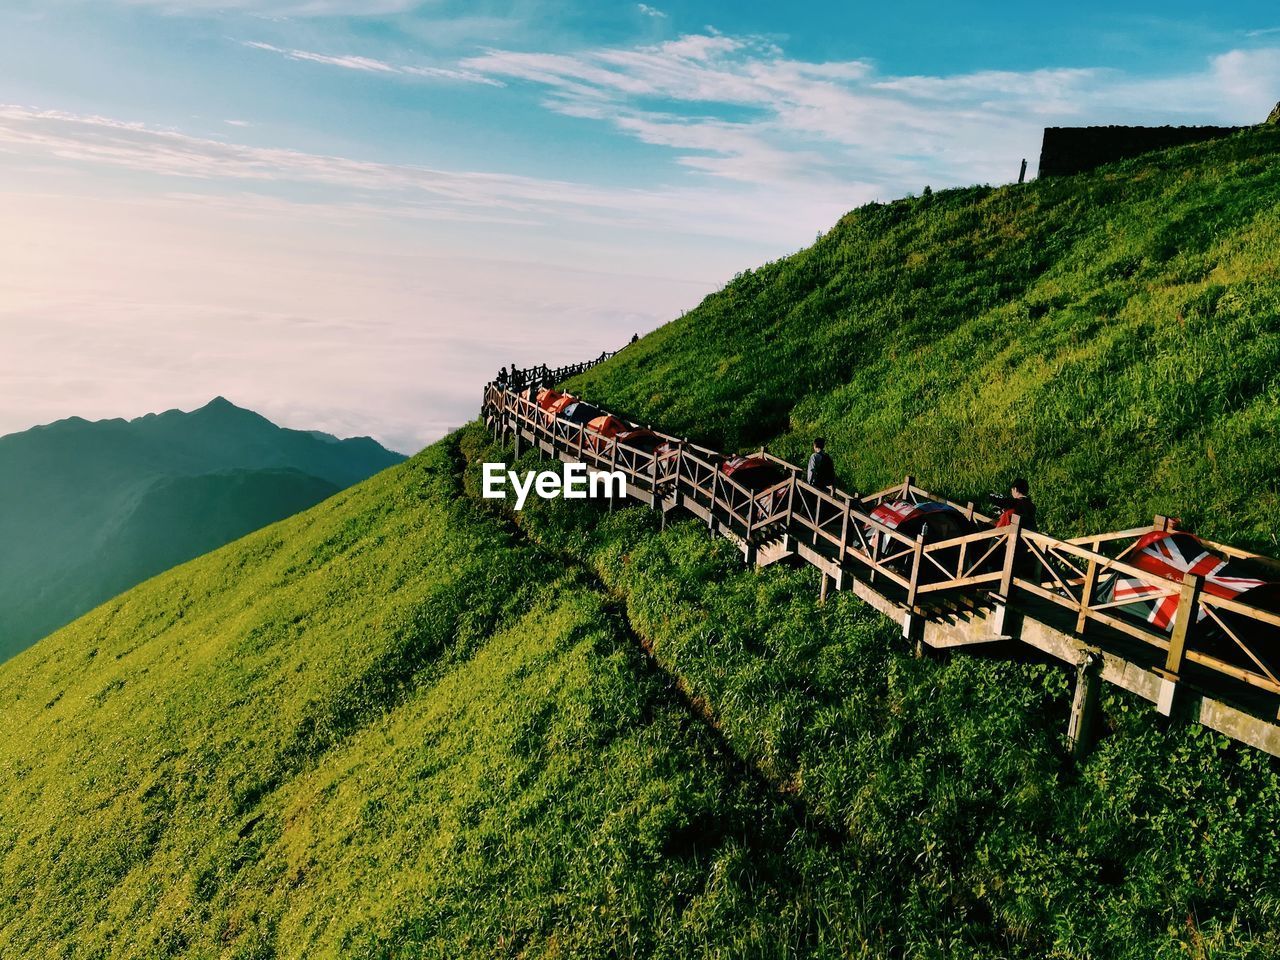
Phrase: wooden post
[
  {"left": 1066, "top": 651, "right": 1102, "bottom": 760},
  {"left": 708, "top": 469, "right": 720, "bottom": 537},
  {"left": 902, "top": 474, "right": 914, "bottom": 499},
  {"left": 819, "top": 571, "right": 831, "bottom": 604},
  {"left": 649, "top": 452, "right": 660, "bottom": 510},
  {"left": 1018, "top": 158, "right": 1027, "bottom": 184},
  {"left": 838, "top": 495, "right": 851, "bottom": 565},
  {"left": 608, "top": 441, "right": 619, "bottom": 513},
  {"left": 902, "top": 531, "right": 927, "bottom": 649},
  {"left": 992, "top": 516, "right": 1021, "bottom": 637},
  {"left": 868, "top": 530, "right": 879, "bottom": 586},
  {"left": 1158, "top": 572, "right": 1204, "bottom": 716},
  {"left": 905, "top": 531, "right": 926, "bottom": 612},
  {"left": 1075, "top": 555, "right": 1100, "bottom": 635}
]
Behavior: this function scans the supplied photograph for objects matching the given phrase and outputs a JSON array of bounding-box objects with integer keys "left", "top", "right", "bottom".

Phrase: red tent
[
  {"left": 546, "top": 393, "right": 576, "bottom": 418},
  {"left": 720, "top": 456, "right": 788, "bottom": 514},
  {"left": 720, "top": 455, "right": 785, "bottom": 489}
]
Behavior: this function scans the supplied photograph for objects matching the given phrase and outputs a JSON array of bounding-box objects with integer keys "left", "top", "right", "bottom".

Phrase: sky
[{"left": 1, "top": 2, "right": 1278, "bottom": 453}]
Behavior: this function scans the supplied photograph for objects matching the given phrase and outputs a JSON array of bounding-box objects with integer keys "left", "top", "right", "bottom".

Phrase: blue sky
[{"left": 2, "top": 1, "right": 1278, "bottom": 451}]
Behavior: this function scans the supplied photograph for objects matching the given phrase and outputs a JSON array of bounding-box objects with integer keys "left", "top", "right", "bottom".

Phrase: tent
[
  {"left": 721, "top": 455, "right": 786, "bottom": 491},
  {"left": 615, "top": 428, "right": 665, "bottom": 453},
  {"left": 1098, "top": 530, "right": 1280, "bottom": 634},
  {"left": 867, "top": 500, "right": 973, "bottom": 543},
  {"left": 545, "top": 393, "right": 577, "bottom": 419},
  {"left": 584, "top": 414, "right": 627, "bottom": 451},
  {"left": 587, "top": 414, "right": 627, "bottom": 438},
  {"left": 536, "top": 387, "right": 565, "bottom": 411},
  {"left": 561, "top": 401, "right": 602, "bottom": 425}
]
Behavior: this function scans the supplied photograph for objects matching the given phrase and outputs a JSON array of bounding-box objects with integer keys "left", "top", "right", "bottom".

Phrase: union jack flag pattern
[{"left": 1100, "top": 532, "right": 1265, "bottom": 632}]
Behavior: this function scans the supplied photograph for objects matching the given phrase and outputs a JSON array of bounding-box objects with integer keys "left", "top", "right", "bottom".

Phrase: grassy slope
[
  {"left": 467, "top": 426, "right": 1280, "bottom": 959},
  {"left": 565, "top": 125, "right": 1280, "bottom": 550},
  {"left": 0, "top": 439, "right": 822, "bottom": 958},
  {"left": 8, "top": 131, "right": 1280, "bottom": 958}
]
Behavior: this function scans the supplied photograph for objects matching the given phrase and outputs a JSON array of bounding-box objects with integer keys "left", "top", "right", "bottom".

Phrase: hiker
[
  {"left": 806, "top": 438, "right": 836, "bottom": 491},
  {"left": 630, "top": 333, "right": 639, "bottom": 345},
  {"left": 497, "top": 365, "right": 509, "bottom": 387},
  {"left": 990, "top": 477, "right": 1037, "bottom": 532}
]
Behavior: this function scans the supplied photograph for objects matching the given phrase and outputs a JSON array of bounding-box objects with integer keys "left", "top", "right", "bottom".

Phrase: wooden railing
[
  {"left": 482, "top": 372, "right": 1280, "bottom": 706},
  {"left": 497, "top": 349, "right": 620, "bottom": 392}
]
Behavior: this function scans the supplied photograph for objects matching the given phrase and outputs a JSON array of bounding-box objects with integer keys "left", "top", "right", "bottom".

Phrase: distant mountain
[{"left": 0, "top": 398, "right": 405, "bottom": 660}]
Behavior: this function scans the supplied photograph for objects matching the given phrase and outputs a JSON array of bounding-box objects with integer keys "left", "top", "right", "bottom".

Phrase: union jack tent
[
  {"left": 868, "top": 500, "right": 972, "bottom": 541},
  {"left": 1097, "top": 531, "right": 1273, "bottom": 633}
]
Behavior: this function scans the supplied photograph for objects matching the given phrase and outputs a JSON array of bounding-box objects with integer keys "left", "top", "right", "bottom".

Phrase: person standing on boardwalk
[
  {"left": 806, "top": 438, "right": 835, "bottom": 491},
  {"left": 990, "top": 477, "right": 1037, "bottom": 532}
]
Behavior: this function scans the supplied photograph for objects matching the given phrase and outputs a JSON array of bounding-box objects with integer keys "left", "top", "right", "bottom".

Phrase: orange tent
[
  {"left": 587, "top": 414, "right": 626, "bottom": 438},
  {"left": 547, "top": 394, "right": 576, "bottom": 417},
  {"left": 537, "top": 388, "right": 565, "bottom": 411}
]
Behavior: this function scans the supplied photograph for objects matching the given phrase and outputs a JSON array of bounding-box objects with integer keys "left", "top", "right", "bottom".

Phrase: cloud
[
  {"left": 224, "top": 119, "right": 253, "bottom": 127},
  {"left": 242, "top": 39, "right": 505, "bottom": 85},
  {"left": 106, "top": 0, "right": 421, "bottom": 15},
  {"left": 243, "top": 40, "right": 397, "bottom": 73},
  {"left": 463, "top": 32, "right": 1280, "bottom": 190},
  {"left": 636, "top": 3, "right": 666, "bottom": 18},
  {"left": 0, "top": 104, "right": 863, "bottom": 242}
]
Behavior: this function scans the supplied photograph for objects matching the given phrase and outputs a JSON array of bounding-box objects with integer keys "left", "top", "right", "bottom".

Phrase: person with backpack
[{"left": 806, "top": 437, "right": 836, "bottom": 491}]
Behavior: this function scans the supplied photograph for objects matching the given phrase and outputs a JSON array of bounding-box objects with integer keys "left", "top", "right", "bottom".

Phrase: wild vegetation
[
  {"left": 6, "top": 129, "right": 1280, "bottom": 957},
  {"left": 464, "top": 425, "right": 1280, "bottom": 959},
  {"left": 565, "top": 125, "right": 1280, "bottom": 552}
]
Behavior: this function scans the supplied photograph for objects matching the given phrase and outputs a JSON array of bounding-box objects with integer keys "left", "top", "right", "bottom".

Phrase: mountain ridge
[{"left": 0, "top": 397, "right": 405, "bottom": 660}]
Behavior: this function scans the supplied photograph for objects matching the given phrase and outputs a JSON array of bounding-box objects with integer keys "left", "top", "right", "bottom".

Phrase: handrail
[{"left": 482, "top": 360, "right": 1280, "bottom": 703}]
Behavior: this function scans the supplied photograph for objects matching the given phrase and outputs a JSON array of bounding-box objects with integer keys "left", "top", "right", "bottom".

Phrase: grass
[
  {"left": 8, "top": 130, "right": 1280, "bottom": 957},
  {"left": 470, "top": 425, "right": 1280, "bottom": 958},
  {"left": 0, "top": 438, "right": 821, "bottom": 958},
  {"left": 564, "top": 125, "right": 1280, "bottom": 551}
]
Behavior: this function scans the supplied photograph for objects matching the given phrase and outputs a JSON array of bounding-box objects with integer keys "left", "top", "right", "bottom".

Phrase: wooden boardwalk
[{"left": 483, "top": 359, "right": 1280, "bottom": 759}]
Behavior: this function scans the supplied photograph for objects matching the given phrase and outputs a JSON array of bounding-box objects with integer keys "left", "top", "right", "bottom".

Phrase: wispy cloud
[
  {"left": 637, "top": 3, "right": 666, "bottom": 18},
  {"left": 463, "top": 33, "right": 1280, "bottom": 189},
  {"left": 0, "top": 104, "right": 861, "bottom": 241},
  {"left": 242, "top": 40, "right": 506, "bottom": 86},
  {"left": 110, "top": 0, "right": 421, "bottom": 15}
]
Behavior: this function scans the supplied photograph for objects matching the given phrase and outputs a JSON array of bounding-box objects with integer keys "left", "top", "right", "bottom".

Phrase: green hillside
[
  {"left": 7, "top": 129, "right": 1280, "bottom": 957},
  {"left": 565, "top": 124, "right": 1280, "bottom": 551},
  {"left": 0, "top": 397, "right": 405, "bottom": 660}
]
